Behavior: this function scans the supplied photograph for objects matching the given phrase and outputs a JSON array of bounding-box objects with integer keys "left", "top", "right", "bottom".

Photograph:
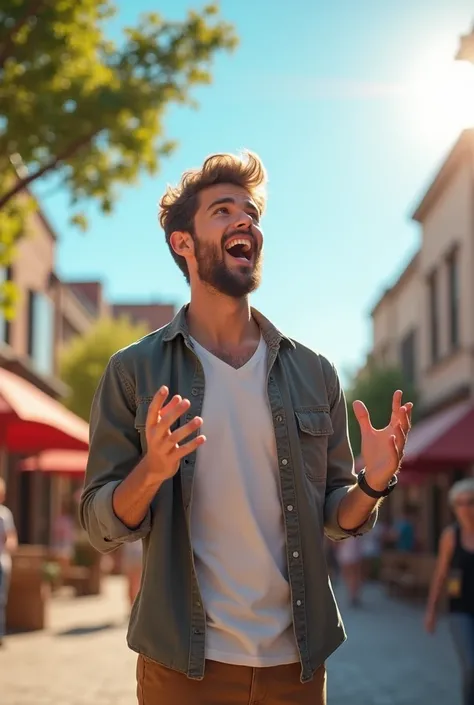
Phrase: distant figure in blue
[{"left": 393, "top": 505, "right": 417, "bottom": 553}]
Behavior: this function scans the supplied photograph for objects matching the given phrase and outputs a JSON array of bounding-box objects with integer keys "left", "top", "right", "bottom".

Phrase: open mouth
[{"left": 224, "top": 237, "right": 253, "bottom": 262}]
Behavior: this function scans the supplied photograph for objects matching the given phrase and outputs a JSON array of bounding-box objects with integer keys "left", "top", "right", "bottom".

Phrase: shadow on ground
[{"left": 55, "top": 621, "right": 119, "bottom": 637}]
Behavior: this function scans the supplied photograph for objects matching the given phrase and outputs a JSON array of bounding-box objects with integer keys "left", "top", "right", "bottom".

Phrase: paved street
[{"left": 0, "top": 576, "right": 460, "bottom": 704}]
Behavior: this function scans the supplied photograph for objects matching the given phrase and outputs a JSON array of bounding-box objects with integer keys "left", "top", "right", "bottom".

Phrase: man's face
[{"left": 189, "top": 183, "right": 264, "bottom": 298}]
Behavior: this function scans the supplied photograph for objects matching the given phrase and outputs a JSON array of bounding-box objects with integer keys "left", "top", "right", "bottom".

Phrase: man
[
  {"left": 0, "top": 478, "right": 17, "bottom": 647},
  {"left": 80, "top": 151, "right": 412, "bottom": 704}
]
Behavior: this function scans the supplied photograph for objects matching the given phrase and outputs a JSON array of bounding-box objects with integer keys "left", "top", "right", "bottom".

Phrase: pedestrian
[
  {"left": 336, "top": 536, "right": 364, "bottom": 607},
  {"left": 392, "top": 504, "right": 418, "bottom": 553},
  {"left": 121, "top": 539, "right": 143, "bottom": 610},
  {"left": 425, "top": 478, "right": 474, "bottom": 705},
  {"left": 0, "top": 478, "right": 18, "bottom": 647},
  {"left": 80, "top": 151, "right": 413, "bottom": 704}
]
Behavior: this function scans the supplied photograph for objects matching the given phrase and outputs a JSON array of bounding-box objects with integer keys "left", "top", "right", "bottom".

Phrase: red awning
[
  {"left": 20, "top": 449, "right": 88, "bottom": 476},
  {"left": 403, "top": 400, "right": 474, "bottom": 470},
  {"left": 354, "top": 399, "right": 474, "bottom": 477},
  {"left": 0, "top": 368, "right": 89, "bottom": 453}
]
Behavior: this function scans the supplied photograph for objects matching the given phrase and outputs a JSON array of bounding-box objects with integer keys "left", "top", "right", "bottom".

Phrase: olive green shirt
[{"left": 79, "top": 305, "right": 376, "bottom": 683}]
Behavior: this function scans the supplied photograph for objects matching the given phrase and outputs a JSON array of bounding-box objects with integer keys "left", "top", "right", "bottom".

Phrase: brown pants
[{"left": 137, "top": 656, "right": 326, "bottom": 705}]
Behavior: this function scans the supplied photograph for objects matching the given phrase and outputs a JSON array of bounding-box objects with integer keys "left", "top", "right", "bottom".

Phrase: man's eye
[
  {"left": 250, "top": 212, "right": 260, "bottom": 222},
  {"left": 214, "top": 207, "right": 229, "bottom": 215}
]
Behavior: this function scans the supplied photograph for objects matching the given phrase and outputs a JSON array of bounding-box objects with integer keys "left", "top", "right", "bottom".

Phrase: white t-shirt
[
  {"left": 190, "top": 335, "right": 299, "bottom": 668},
  {"left": 0, "top": 504, "right": 15, "bottom": 572}
]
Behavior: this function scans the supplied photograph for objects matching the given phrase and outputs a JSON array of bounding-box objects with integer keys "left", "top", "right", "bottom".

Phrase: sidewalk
[
  {"left": 1, "top": 576, "right": 136, "bottom": 705},
  {"left": 0, "top": 576, "right": 461, "bottom": 704}
]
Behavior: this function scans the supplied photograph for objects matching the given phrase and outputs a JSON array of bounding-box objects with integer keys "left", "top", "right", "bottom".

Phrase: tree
[
  {"left": 0, "top": 1, "right": 237, "bottom": 310},
  {"left": 345, "top": 363, "right": 418, "bottom": 459},
  {"left": 59, "top": 316, "right": 148, "bottom": 421}
]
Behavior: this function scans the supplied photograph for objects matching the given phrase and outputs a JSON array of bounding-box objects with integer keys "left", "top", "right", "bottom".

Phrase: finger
[
  {"left": 160, "top": 394, "right": 184, "bottom": 418},
  {"left": 392, "top": 390, "right": 403, "bottom": 414},
  {"left": 146, "top": 386, "right": 169, "bottom": 433},
  {"left": 399, "top": 405, "right": 412, "bottom": 434},
  {"left": 391, "top": 435, "right": 402, "bottom": 466},
  {"left": 394, "top": 423, "right": 406, "bottom": 451},
  {"left": 159, "top": 396, "right": 191, "bottom": 431},
  {"left": 168, "top": 417, "right": 203, "bottom": 446},
  {"left": 352, "top": 400, "right": 373, "bottom": 433},
  {"left": 173, "top": 434, "right": 206, "bottom": 460},
  {"left": 405, "top": 402, "right": 413, "bottom": 428}
]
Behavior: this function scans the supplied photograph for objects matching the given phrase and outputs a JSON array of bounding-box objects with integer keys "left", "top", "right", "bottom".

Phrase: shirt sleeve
[
  {"left": 79, "top": 353, "right": 151, "bottom": 553},
  {"left": 322, "top": 361, "right": 378, "bottom": 541}
]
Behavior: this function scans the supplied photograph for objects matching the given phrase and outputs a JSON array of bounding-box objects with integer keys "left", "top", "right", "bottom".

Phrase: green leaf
[{"left": 0, "top": 0, "right": 238, "bottom": 314}]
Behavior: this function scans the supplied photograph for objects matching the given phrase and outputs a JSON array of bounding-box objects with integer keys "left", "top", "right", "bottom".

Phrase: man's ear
[{"left": 169, "top": 231, "right": 194, "bottom": 259}]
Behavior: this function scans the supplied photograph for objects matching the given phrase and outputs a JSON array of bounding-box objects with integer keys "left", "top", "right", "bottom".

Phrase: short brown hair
[{"left": 159, "top": 150, "right": 267, "bottom": 282}]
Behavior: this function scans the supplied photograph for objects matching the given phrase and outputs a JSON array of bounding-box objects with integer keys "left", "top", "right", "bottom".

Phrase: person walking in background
[
  {"left": 360, "top": 518, "right": 386, "bottom": 582},
  {"left": 51, "top": 499, "right": 76, "bottom": 570},
  {"left": 392, "top": 504, "right": 417, "bottom": 553},
  {"left": 0, "top": 478, "right": 18, "bottom": 647},
  {"left": 122, "top": 539, "right": 143, "bottom": 610},
  {"left": 80, "top": 150, "right": 413, "bottom": 704},
  {"left": 336, "top": 536, "right": 364, "bottom": 607},
  {"left": 425, "top": 478, "right": 474, "bottom": 705}
]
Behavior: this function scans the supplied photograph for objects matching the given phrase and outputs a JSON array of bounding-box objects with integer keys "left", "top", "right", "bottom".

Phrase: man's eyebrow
[{"left": 206, "top": 197, "right": 259, "bottom": 214}]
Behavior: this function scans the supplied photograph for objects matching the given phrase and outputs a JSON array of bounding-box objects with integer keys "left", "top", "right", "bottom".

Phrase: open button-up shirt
[{"left": 79, "top": 305, "right": 376, "bottom": 683}]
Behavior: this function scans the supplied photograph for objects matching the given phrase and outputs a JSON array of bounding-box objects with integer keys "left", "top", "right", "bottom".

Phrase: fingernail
[{"left": 159, "top": 386, "right": 167, "bottom": 394}]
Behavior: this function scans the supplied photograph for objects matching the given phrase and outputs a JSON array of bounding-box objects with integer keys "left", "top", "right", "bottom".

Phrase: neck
[{"left": 187, "top": 285, "right": 259, "bottom": 348}]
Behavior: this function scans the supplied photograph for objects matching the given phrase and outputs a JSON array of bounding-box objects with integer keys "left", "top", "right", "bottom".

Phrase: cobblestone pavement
[{"left": 0, "top": 576, "right": 460, "bottom": 704}]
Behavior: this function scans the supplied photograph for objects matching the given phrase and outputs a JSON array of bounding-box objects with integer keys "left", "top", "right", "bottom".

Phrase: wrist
[
  {"left": 363, "top": 468, "right": 393, "bottom": 492},
  {"left": 138, "top": 454, "right": 165, "bottom": 491}
]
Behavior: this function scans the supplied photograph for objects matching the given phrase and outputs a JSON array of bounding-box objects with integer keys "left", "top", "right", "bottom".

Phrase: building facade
[
  {"left": 368, "top": 129, "right": 474, "bottom": 550},
  {"left": 0, "top": 202, "right": 175, "bottom": 547}
]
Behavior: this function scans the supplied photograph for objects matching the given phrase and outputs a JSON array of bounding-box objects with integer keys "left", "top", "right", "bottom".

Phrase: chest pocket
[
  {"left": 134, "top": 400, "right": 151, "bottom": 454},
  {"left": 294, "top": 408, "right": 333, "bottom": 482}
]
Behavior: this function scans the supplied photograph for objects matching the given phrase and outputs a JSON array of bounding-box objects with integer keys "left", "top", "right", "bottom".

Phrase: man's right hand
[{"left": 145, "top": 386, "right": 205, "bottom": 482}]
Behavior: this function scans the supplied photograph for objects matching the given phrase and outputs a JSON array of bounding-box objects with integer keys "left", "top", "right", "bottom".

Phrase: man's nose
[{"left": 234, "top": 211, "right": 253, "bottom": 230}]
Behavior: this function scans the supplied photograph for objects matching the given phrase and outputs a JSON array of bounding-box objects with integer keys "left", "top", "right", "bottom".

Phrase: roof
[
  {"left": 370, "top": 251, "right": 420, "bottom": 318},
  {"left": 412, "top": 128, "right": 474, "bottom": 223}
]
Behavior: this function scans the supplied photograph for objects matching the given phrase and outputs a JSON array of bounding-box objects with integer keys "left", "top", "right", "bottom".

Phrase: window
[
  {"left": 427, "top": 270, "right": 439, "bottom": 364},
  {"left": 0, "top": 266, "right": 13, "bottom": 345},
  {"left": 27, "top": 290, "right": 55, "bottom": 376},
  {"left": 447, "top": 248, "right": 460, "bottom": 350},
  {"left": 400, "top": 329, "right": 416, "bottom": 386}
]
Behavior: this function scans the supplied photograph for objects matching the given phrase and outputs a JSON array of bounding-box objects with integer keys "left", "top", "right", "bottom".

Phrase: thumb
[{"left": 352, "top": 400, "right": 372, "bottom": 433}]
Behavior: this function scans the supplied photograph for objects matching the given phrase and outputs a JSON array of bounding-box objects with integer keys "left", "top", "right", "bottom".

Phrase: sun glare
[{"left": 406, "top": 56, "right": 474, "bottom": 143}]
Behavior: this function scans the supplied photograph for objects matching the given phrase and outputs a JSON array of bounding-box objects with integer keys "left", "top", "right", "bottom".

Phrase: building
[
  {"left": 0, "top": 202, "right": 175, "bottom": 547},
  {"left": 368, "top": 128, "right": 474, "bottom": 550}
]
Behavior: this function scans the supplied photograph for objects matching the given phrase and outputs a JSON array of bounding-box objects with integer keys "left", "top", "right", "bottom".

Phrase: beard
[{"left": 194, "top": 236, "right": 263, "bottom": 298}]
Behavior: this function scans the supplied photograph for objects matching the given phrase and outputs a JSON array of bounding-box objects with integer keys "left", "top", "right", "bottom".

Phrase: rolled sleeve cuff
[
  {"left": 94, "top": 481, "right": 152, "bottom": 544},
  {"left": 324, "top": 486, "right": 378, "bottom": 541}
]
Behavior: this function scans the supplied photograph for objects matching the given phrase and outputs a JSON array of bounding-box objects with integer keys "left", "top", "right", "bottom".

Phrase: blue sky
[{"left": 36, "top": 0, "right": 474, "bottom": 383}]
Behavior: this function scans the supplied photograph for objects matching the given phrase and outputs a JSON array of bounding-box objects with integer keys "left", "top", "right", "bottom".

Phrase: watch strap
[{"left": 357, "top": 468, "right": 398, "bottom": 499}]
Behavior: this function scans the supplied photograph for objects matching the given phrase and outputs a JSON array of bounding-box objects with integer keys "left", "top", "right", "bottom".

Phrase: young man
[
  {"left": 0, "top": 478, "right": 17, "bottom": 646},
  {"left": 80, "top": 151, "right": 412, "bottom": 704}
]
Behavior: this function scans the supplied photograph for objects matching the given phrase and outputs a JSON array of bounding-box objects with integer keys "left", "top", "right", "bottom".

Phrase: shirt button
[
  {"left": 191, "top": 388, "right": 199, "bottom": 396},
  {"left": 287, "top": 505, "right": 294, "bottom": 512},
  {"left": 281, "top": 458, "right": 288, "bottom": 466},
  {"left": 276, "top": 415, "right": 283, "bottom": 423},
  {"left": 293, "top": 551, "right": 299, "bottom": 558},
  {"left": 296, "top": 600, "right": 302, "bottom": 607}
]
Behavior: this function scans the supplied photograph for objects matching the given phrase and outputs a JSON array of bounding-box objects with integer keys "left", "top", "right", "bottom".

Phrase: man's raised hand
[{"left": 145, "top": 386, "right": 205, "bottom": 481}]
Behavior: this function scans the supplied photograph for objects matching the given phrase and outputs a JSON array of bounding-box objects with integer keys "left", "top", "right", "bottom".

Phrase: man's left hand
[{"left": 353, "top": 390, "right": 413, "bottom": 492}]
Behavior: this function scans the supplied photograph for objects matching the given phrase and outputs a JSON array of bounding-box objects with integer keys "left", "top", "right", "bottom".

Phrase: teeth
[{"left": 225, "top": 238, "right": 252, "bottom": 251}]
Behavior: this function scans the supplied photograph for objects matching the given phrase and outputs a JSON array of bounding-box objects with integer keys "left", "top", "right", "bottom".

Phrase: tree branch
[
  {"left": 0, "top": 130, "right": 100, "bottom": 209},
  {"left": 0, "top": 0, "right": 45, "bottom": 71}
]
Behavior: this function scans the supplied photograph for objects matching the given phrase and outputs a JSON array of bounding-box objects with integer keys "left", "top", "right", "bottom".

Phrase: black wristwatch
[{"left": 357, "top": 468, "right": 398, "bottom": 499}]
